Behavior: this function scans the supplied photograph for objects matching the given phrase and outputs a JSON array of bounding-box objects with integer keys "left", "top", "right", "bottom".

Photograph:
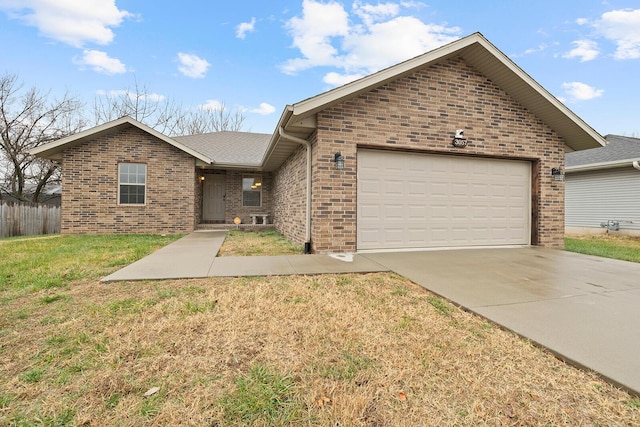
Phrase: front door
[{"left": 203, "top": 174, "right": 226, "bottom": 222}]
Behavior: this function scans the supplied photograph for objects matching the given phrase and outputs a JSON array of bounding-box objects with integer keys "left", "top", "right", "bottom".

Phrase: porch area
[{"left": 197, "top": 169, "right": 274, "bottom": 228}]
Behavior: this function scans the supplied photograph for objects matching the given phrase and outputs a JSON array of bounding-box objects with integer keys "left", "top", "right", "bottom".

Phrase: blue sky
[{"left": 1, "top": 0, "right": 639, "bottom": 136}]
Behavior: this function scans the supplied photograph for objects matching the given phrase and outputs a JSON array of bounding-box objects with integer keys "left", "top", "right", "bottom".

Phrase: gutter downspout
[
  {"left": 633, "top": 161, "right": 640, "bottom": 171},
  {"left": 278, "top": 127, "right": 312, "bottom": 254}
]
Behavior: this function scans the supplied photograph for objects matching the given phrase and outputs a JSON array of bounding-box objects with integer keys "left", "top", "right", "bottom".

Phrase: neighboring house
[
  {"left": 565, "top": 135, "right": 640, "bottom": 236},
  {"left": 1, "top": 183, "right": 62, "bottom": 206},
  {"left": 31, "top": 32, "right": 605, "bottom": 254}
]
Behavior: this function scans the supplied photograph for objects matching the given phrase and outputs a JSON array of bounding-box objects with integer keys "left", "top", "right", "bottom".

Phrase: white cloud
[
  {"left": 199, "top": 99, "right": 224, "bottom": 111},
  {"left": 0, "top": 0, "right": 132, "bottom": 47},
  {"left": 561, "top": 81, "right": 604, "bottom": 101},
  {"left": 323, "top": 71, "right": 365, "bottom": 86},
  {"left": 282, "top": 0, "right": 350, "bottom": 74},
  {"left": 353, "top": 0, "right": 400, "bottom": 25},
  {"left": 73, "top": 49, "right": 126, "bottom": 74},
  {"left": 575, "top": 17, "right": 588, "bottom": 25},
  {"left": 281, "top": 0, "right": 460, "bottom": 85},
  {"left": 250, "top": 103, "right": 276, "bottom": 115},
  {"left": 593, "top": 8, "right": 640, "bottom": 59},
  {"left": 523, "top": 44, "right": 547, "bottom": 55},
  {"left": 236, "top": 17, "right": 256, "bottom": 39},
  {"left": 563, "top": 39, "right": 600, "bottom": 62},
  {"left": 177, "top": 52, "right": 211, "bottom": 78},
  {"left": 342, "top": 17, "right": 460, "bottom": 71}
]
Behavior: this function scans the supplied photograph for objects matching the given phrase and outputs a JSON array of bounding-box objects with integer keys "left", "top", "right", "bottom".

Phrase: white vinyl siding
[
  {"left": 566, "top": 168, "right": 640, "bottom": 231},
  {"left": 357, "top": 150, "right": 531, "bottom": 250}
]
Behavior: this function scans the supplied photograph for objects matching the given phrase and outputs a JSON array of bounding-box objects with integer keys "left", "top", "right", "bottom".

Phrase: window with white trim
[
  {"left": 118, "top": 163, "right": 146, "bottom": 205},
  {"left": 242, "top": 175, "right": 262, "bottom": 207}
]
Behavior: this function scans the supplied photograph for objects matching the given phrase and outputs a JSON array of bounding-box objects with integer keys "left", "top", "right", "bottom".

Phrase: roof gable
[
  {"left": 30, "top": 116, "right": 214, "bottom": 164},
  {"left": 263, "top": 32, "right": 605, "bottom": 170}
]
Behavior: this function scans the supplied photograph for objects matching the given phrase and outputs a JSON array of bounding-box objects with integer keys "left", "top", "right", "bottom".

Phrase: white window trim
[
  {"left": 118, "top": 163, "right": 147, "bottom": 206},
  {"left": 242, "top": 174, "right": 262, "bottom": 207}
]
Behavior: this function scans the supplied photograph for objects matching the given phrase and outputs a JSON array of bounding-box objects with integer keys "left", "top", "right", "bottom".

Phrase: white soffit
[
  {"left": 30, "top": 116, "right": 214, "bottom": 164},
  {"left": 287, "top": 32, "right": 605, "bottom": 152}
]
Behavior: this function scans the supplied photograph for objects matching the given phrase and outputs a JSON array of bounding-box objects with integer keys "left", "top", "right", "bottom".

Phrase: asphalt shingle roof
[
  {"left": 173, "top": 131, "right": 272, "bottom": 165},
  {"left": 566, "top": 135, "right": 640, "bottom": 167}
]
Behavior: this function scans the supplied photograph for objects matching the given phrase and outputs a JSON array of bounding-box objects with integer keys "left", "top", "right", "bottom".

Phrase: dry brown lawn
[
  {"left": 217, "top": 230, "right": 303, "bottom": 257},
  {"left": 2, "top": 272, "right": 639, "bottom": 426}
]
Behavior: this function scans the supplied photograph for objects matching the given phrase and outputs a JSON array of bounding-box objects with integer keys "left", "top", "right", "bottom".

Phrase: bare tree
[
  {"left": 93, "top": 81, "right": 246, "bottom": 136},
  {"left": 174, "top": 101, "right": 246, "bottom": 135},
  {"left": 0, "top": 73, "right": 84, "bottom": 202},
  {"left": 92, "top": 80, "right": 187, "bottom": 135}
]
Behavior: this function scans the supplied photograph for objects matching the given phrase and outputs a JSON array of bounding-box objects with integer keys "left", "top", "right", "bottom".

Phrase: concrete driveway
[
  {"left": 103, "top": 233, "right": 640, "bottom": 395},
  {"left": 364, "top": 247, "right": 640, "bottom": 396}
]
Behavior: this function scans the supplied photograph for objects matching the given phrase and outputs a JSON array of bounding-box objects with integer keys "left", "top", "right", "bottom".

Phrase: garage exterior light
[{"left": 334, "top": 152, "right": 345, "bottom": 170}]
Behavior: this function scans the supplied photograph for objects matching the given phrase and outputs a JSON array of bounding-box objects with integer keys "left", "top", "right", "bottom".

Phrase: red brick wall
[
  {"left": 60, "top": 125, "right": 197, "bottom": 234},
  {"left": 310, "top": 57, "right": 565, "bottom": 253},
  {"left": 273, "top": 143, "right": 309, "bottom": 246}
]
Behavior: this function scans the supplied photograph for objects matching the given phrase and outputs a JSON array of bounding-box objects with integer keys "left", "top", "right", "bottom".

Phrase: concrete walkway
[
  {"left": 102, "top": 231, "right": 389, "bottom": 282},
  {"left": 102, "top": 232, "right": 640, "bottom": 395}
]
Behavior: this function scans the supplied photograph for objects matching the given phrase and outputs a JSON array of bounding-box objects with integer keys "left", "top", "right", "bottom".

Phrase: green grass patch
[
  {"left": 0, "top": 392, "right": 13, "bottom": 409},
  {"left": 182, "top": 300, "right": 218, "bottom": 315},
  {"left": 627, "top": 398, "right": 640, "bottom": 409},
  {"left": 20, "top": 367, "right": 45, "bottom": 383},
  {"left": 0, "top": 234, "right": 182, "bottom": 294},
  {"left": 40, "top": 294, "right": 70, "bottom": 304},
  {"left": 217, "top": 365, "right": 304, "bottom": 425},
  {"left": 565, "top": 235, "right": 640, "bottom": 263},
  {"left": 141, "top": 393, "right": 163, "bottom": 418},
  {"left": 317, "top": 350, "right": 375, "bottom": 381},
  {"left": 106, "top": 392, "right": 122, "bottom": 410},
  {"left": 427, "top": 295, "right": 453, "bottom": 317}
]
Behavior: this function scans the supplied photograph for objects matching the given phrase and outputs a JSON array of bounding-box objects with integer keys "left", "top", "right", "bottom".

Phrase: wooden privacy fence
[{"left": 0, "top": 200, "right": 61, "bottom": 238}]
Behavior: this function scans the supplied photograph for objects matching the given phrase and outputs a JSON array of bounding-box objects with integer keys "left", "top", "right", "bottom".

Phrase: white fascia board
[
  {"left": 566, "top": 158, "right": 640, "bottom": 173},
  {"left": 291, "top": 35, "right": 479, "bottom": 116},
  {"left": 29, "top": 117, "right": 131, "bottom": 156},
  {"left": 289, "top": 32, "right": 605, "bottom": 150},
  {"left": 30, "top": 116, "right": 214, "bottom": 164},
  {"left": 476, "top": 36, "right": 606, "bottom": 149},
  {"left": 259, "top": 106, "right": 295, "bottom": 166}
]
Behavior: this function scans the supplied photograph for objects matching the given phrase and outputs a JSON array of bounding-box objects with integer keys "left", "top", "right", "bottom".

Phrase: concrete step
[{"left": 195, "top": 223, "right": 275, "bottom": 232}]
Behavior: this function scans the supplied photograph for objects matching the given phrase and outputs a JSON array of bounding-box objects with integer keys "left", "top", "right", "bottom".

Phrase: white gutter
[
  {"left": 277, "top": 126, "right": 313, "bottom": 254},
  {"left": 566, "top": 158, "right": 640, "bottom": 173}
]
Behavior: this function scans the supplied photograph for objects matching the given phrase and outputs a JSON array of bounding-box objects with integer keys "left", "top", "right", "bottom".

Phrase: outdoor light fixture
[
  {"left": 199, "top": 176, "right": 205, "bottom": 182},
  {"left": 551, "top": 167, "right": 564, "bottom": 182},
  {"left": 334, "top": 152, "right": 345, "bottom": 170},
  {"left": 451, "top": 129, "right": 467, "bottom": 148}
]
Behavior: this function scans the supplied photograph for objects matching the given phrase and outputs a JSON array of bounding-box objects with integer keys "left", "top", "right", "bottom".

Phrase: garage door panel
[
  {"left": 384, "top": 204, "right": 404, "bottom": 219},
  {"left": 357, "top": 150, "right": 531, "bottom": 250}
]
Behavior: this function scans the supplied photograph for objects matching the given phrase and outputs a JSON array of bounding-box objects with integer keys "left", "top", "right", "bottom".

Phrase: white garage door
[{"left": 357, "top": 150, "right": 531, "bottom": 250}]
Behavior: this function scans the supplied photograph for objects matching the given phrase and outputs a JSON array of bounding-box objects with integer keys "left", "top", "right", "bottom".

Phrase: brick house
[{"left": 31, "top": 33, "right": 605, "bottom": 253}]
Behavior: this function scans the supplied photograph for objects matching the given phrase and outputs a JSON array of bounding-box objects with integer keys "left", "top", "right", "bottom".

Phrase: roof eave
[
  {"left": 202, "top": 162, "right": 263, "bottom": 171},
  {"left": 30, "top": 116, "right": 214, "bottom": 164},
  {"left": 259, "top": 106, "right": 297, "bottom": 171},
  {"left": 566, "top": 158, "right": 640, "bottom": 172},
  {"left": 258, "top": 33, "right": 606, "bottom": 171},
  {"left": 286, "top": 32, "right": 605, "bottom": 152}
]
